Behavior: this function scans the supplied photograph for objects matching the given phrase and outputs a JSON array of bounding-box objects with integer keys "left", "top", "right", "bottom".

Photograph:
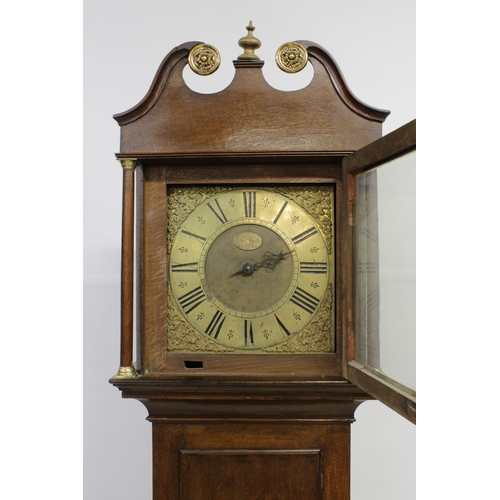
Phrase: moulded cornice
[
  {"left": 300, "top": 41, "right": 390, "bottom": 122},
  {"left": 113, "top": 41, "right": 201, "bottom": 126},
  {"left": 113, "top": 40, "right": 389, "bottom": 127}
]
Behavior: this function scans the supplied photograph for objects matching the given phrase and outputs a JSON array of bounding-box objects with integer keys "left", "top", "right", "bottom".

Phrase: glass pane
[{"left": 354, "top": 150, "right": 416, "bottom": 392}]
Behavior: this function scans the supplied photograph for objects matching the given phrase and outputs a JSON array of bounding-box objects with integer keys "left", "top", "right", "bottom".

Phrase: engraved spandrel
[
  {"left": 167, "top": 186, "right": 231, "bottom": 253},
  {"left": 264, "top": 284, "right": 333, "bottom": 353},
  {"left": 166, "top": 288, "right": 234, "bottom": 353},
  {"left": 272, "top": 186, "right": 333, "bottom": 254}
]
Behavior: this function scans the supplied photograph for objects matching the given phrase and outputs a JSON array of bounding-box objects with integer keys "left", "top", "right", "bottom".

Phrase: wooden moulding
[
  {"left": 111, "top": 376, "right": 372, "bottom": 423},
  {"left": 113, "top": 41, "right": 389, "bottom": 156},
  {"left": 343, "top": 118, "right": 416, "bottom": 175},
  {"left": 134, "top": 163, "right": 344, "bottom": 379}
]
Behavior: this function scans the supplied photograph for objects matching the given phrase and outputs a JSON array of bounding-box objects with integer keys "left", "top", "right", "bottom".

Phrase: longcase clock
[{"left": 110, "top": 22, "right": 416, "bottom": 500}]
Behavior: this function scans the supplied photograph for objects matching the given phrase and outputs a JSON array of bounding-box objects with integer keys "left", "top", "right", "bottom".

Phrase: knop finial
[{"left": 237, "top": 21, "right": 262, "bottom": 61}]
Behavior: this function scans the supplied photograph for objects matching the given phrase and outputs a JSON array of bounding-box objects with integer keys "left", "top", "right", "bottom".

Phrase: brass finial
[{"left": 237, "top": 21, "right": 261, "bottom": 61}]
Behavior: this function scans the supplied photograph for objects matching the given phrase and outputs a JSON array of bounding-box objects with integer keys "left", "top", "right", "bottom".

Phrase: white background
[{"left": 5, "top": 1, "right": 500, "bottom": 500}]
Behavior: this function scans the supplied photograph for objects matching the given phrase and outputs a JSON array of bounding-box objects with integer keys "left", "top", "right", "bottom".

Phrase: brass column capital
[{"left": 117, "top": 157, "right": 138, "bottom": 171}]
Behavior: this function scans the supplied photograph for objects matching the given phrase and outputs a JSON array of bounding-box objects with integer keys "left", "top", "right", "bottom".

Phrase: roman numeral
[
  {"left": 244, "top": 319, "right": 254, "bottom": 347},
  {"left": 273, "top": 200, "right": 288, "bottom": 224},
  {"left": 290, "top": 287, "right": 320, "bottom": 315},
  {"left": 207, "top": 199, "right": 228, "bottom": 224},
  {"left": 205, "top": 310, "right": 226, "bottom": 339},
  {"left": 300, "top": 262, "right": 327, "bottom": 274},
  {"left": 291, "top": 227, "right": 318, "bottom": 245},
  {"left": 171, "top": 262, "right": 198, "bottom": 273},
  {"left": 274, "top": 314, "right": 291, "bottom": 337},
  {"left": 181, "top": 229, "right": 207, "bottom": 241},
  {"left": 243, "top": 191, "right": 257, "bottom": 218},
  {"left": 178, "top": 286, "right": 206, "bottom": 314}
]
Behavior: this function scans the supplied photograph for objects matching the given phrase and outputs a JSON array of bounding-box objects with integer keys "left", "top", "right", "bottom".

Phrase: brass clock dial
[{"left": 168, "top": 187, "right": 333, "bottom": 352}]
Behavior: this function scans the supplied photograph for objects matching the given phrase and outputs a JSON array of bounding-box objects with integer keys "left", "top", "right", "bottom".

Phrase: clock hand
[
  {"left": 254, "top": 250, "right": 288, "bottom": 270},
  {"left": 228, "top": 251, "right": 291, "bottom": 278}
]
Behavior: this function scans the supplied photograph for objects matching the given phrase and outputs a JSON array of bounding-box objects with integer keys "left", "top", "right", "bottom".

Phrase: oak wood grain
[
  {"left": 120, "top": 168, "right": 135, "bottom": 368},
  {"left": 114, "top": 42, "right": 387, "bottom": 155},
  {"left": 149, "top": 422, "right": 357, "bottom": 500}
]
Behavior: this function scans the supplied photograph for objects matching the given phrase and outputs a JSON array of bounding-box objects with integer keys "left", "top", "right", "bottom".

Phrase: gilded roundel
[
  {"left": 188, "top": 44, "right": 221, "bottom": 75},
  {"left": 275, "top": 42, "right": 309, "bottom": 73}
]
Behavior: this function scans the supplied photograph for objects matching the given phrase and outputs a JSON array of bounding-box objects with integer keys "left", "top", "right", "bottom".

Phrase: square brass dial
[{"left": 166, "top": 185, "right": 335, "bottom": 354}]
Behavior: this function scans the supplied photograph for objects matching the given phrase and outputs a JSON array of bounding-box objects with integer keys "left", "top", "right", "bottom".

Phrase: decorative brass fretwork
[
  {"left": 263, "top": 283, "right": 334, "bottom": 353},
  {"left": 188, "top": 44, "right": 221, "bottom": 75},
  {"left": 272, "top": 186, "right": 334, "bottom": 254},
  {"left": 167, "top": 286, "right": 234, "bottom": 352},
  {"left": 276, "top": 42, "right": 308, "bottom": 73},
  {"left": 167, "top": 186, "right": 231, "bottom": 253}
]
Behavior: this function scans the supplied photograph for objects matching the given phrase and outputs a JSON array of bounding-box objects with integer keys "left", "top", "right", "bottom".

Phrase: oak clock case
[
  {"left": 167, "top": 186, "right": 334, "bottom": 354},
  {"left": 109, "top": 23, "right": 411, "bottom": 500}
]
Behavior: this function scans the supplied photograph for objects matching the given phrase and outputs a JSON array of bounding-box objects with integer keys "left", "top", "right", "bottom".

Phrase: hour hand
[
  {"left": 227, "top": 251, "right": 290, "bottom": 278},
  {"left": 228, "top": 262, "right": 255, "bottom": 278}
]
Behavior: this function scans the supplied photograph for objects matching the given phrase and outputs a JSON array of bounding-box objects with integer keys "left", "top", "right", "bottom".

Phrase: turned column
[{"left": 114, "top": 157, "right": 138, "bottom": 378}]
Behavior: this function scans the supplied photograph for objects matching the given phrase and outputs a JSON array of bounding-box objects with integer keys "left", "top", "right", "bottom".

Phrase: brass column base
[{"left": 113, "top": 366, "right": 138, "bottom": 379}]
